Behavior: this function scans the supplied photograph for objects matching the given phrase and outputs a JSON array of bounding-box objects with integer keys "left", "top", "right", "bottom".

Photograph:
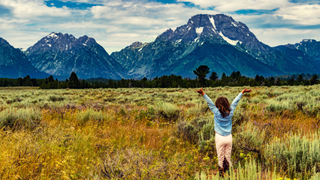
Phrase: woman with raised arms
[{"left": 196, "top": 87, "right": 251, "bottom": 177}]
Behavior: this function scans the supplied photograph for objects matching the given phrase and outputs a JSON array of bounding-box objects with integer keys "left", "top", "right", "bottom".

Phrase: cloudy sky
[{"left": 0, "top": 0, "right": 320, "bottom": 53}]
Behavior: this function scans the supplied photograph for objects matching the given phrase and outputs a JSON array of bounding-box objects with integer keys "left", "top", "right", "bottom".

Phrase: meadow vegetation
[{"left": 0, "top": 85, "right": 320, "bottom": 179}]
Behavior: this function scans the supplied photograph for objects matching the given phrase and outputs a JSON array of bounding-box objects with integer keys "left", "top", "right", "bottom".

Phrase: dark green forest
[{"left": 0, "top": 66, "right": 319, "bottom": 89}]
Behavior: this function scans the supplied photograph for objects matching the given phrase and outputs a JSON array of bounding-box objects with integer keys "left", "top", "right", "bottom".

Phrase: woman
[{"left": 196, "top": 87, "right": 251, "bottom": 176}]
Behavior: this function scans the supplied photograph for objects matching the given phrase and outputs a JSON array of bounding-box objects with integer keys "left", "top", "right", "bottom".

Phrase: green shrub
[
  {"left": 76, "top": 108, "right": 105, "bottom": 125},
  {"left": 308, "top": 89, "right": 320, "bottom": 97},
  {"left": 260, "top": 94, "right": 268, "bottom": 99},
  {"left": 0, "top": 107, "right": 42, "bottom": 130},
  {"left": 175, "top": 121, "right": 198, "bottom": 143},
  {"left": 147, "top": 105, "right": 156, "bottom": 119},
  {"left": 310, "top": 173, "right": 320, "bottom": 180},
  {"left": 119, "top": 107, "right": 126, "bottom": 116},
  {"left": 251, "top": 97, "right": 261, "bottom": 104},
  {"left": 175, "top": 116, "right": 213, "bottom": 145},
  {"left": 303, "top": 102, "right": 320, "bottom": 116},
  {"left": 265, "top": 99, "right": 292, "bottom": 113},
  {"left": 5, "top": 97, "right": 23, "bottom": 104},
  {"left": 232, "top": 110, "right": 250, "bottom": 134},
  {"left": 157, "top": 93, "right": 168, "bottom": 98},
  {"left": 231, "top": 158, "right": 263, "bottom": 180},
  {"left": 199, "top": 118, "right": 215, "bottom": 141},
  {"left": 264, "top": 133, "right": 320, "bottom": 179},
  {"left": 233, "top": 122, "right": 265, "bottom": 161},
  {"left": 185, "top": 103, "right": 207, "bottom": 117},
  {"left": 200, "top": 158, "right": 277, "bottom": 180},
  {"left": 156, "top": 102, "right": 180, "bottom": 122},
  {"left": 273, "top": 90, "right": 284, "bottom": 97},
  {"left": 49, "top": 96, "right": 65, "bottom": 102},
  {"left": 175, "top": 116, "right": 215, "bottom": 154},
  {"left": 198, "top": 118, "right": 215, "bottom": 154}
]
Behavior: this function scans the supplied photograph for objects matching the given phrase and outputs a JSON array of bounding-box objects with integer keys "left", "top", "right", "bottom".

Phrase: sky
[{"left": 0, "top": 0, "right": 320, "bottom": 53}]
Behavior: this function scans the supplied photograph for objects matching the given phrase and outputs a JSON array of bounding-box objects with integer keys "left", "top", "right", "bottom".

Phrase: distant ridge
[
  {"left": 289, "top": 39, "right": 320, "bottom": 62},
  {"left": 1, "top": 14, "right": 319, "bottom": 80},
  {"left": 0, "top": 37, "right": 48, "bottom": 78},
  {"left": 111, "top": 14, "right": 319, "bottom": 78},
  {"left": 25, "top": 32, "right": 128, "bottom": 80}
]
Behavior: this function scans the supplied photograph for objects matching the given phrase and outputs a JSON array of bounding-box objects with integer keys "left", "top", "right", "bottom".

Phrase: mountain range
[
  {"left": 111, "top": 14, "right": 319, "bottom": 78},
  {"left": 0, "top": 14, "right": 319, "bottom": 79},
  {"left": 0, "top": 38, "right": 48, "bottom": 78},
  {"left": 25, "top": 32, "right": 127, "bottom": 80}
]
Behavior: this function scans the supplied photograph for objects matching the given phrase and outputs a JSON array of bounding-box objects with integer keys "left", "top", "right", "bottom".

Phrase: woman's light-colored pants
[{"left": 215, "top": 133, "right": 232, "bottom": 168}]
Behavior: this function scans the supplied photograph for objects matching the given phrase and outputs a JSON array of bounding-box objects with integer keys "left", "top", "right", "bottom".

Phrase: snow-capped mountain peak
[
  {"left": 47, "top": 32, "right": 60, "bottom": 39},
  {"left": 155, "top": 14, "right": 259, "bottom": 47}
]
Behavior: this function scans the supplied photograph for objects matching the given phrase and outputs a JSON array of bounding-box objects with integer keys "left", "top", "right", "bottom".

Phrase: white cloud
[
  {"left": 1, "top": 30, "right": 49, "bottom": 48},
  {"left": 0, "top": 0, "right": 320, "bottom": 54},
  {"left": 0, "top": 0, "right": 71, "bottom": 18},
  {"left": 59, "top": 0, "right": 91, "bottom": 2},
  {"left": 177, "top": 0, "right": 290, "bottom": 11},
  {"left": 251, "top": 28, "right": 320, "bottom": 46},
  {"left": 275, "top": 4, "right": 320, "bottom": 25},
  {"left": 176, "top": 0, "right": 320, "bottom": 26}
]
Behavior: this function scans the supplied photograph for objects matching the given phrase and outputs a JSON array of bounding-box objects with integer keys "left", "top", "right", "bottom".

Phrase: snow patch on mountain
[
  {"left": 85, "top": 37, "right": 90, "bottom": 44},
  {"left": 219, "top": 31, "right": 239, "bottom": 46},
  {"left": 129, "top": 65, "right": 147, "bottom": 75},
  {"left": 209, "top": 17, "right": 216, "bottom": 30},
  {"left": 196, "top": 27, "right": 203, "bottom": 36},
  {"left": 231, "top": 22, "right": 238, "bottom": 27},
  {"left": 47, "top": 32, "right": 59, "bottom": 39}
]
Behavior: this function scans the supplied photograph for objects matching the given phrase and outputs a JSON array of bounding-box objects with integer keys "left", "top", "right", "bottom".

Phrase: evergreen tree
[
  {"left": 310, "top": 74, "right": 318, "bottom": 85},
  {"left": 230, "top": 71, "right": 241, "bottom": 80},
  {"left": 23, "top": 75, "right": 32, "bottom": 86},
  {"left": 17, "top": 77, "right": 23, "bottom": 86},
  {"left": 221, "top": 73, "right": 226, "bottom": 80},
  {"left": 68, "top": 72, "right": 80, "bottom": 88},
  {"left": 254, "top": 75, "right": 260, "bottom": 83},
  {"left": 289, "top": 77, "right": 294, "bottom": 86},
  {"left": 142, "top": 77, "right": 148, "bottom": 88},
  {"left": 209, "top": 71, "right": 218, "bottom": 81},
  {"left": 269, "top": 77, "right": 275, "bottom": 86},
  {"left": 48, "top": 75, "right": 54, "bottom": 83},
  {"left": 297, "top": 74, "right": 304, "bottom": 83},
  {"left": 193, "top": 65, "right": 210, "bottom": 87}
]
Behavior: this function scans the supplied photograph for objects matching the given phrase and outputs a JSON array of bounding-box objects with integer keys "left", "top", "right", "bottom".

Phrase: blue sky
[{"left": 0, "top": 0, "right": 320, "bottom": 53}]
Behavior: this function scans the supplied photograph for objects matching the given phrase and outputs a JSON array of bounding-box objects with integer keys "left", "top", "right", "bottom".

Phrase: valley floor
[{"left": 0, "top": 86, "right": 320, "bottom": 179}]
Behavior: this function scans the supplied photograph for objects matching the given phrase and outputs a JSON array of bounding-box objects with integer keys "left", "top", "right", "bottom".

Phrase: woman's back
[{"left": 202, "top": 92, "right": 243, "bottom": 136}]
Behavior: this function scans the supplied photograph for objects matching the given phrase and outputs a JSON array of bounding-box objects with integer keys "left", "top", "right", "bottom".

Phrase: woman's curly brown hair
[{"left": 215, "top": 97, "right": 231, "bottom": 118}]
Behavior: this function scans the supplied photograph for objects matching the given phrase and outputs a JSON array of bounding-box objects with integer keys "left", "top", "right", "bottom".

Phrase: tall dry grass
[{"left": 0, "top": 85, "right": 319, "bottom": 179}]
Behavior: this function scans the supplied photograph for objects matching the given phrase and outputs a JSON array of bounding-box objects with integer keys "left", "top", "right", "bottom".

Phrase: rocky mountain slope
[
  {"left": 0, "top": 37, "right": 48, "bottom": 78},
  {"left": 26, "top": 32, "right": 127, "bottom": 79},
  {"left": 111, "top": 14, "right": 319, "bottom": 78},
  {"left": 289, "top": 39, "right": 320, "bottom": 62},
  {"left": 1, "top": 14, "right": 319, "bottom": 80}
]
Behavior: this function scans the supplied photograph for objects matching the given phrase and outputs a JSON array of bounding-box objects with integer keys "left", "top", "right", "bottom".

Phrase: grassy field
[{"left": 0, "top": 85, "right": 320, "bottom": 179}]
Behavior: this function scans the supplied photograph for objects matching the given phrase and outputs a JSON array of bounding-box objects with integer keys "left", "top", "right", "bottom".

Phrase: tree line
[{"left": 0, "top": 65, "right": 318, "bottom": 89}]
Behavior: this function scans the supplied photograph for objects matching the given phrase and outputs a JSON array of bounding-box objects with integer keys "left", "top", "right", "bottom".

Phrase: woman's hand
[
  {"left": 196, "top": 87, "right": 205, "bottom": 96},
  {"left": 241, "top": 88, "right": 252, "bottom": 94}
]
